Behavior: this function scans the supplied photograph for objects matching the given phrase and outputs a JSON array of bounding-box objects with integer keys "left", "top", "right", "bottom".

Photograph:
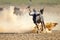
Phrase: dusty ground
[
  {"left": 0, "top": 5, "right": 60, "bottom": 40},
  {"left": 0, "top": 30, "right": 60, "bottom": 40}
]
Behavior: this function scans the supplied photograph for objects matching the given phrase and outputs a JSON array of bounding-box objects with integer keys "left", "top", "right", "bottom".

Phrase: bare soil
[{"left": 0, "top": 30, "right": 60, "bottom": 40}]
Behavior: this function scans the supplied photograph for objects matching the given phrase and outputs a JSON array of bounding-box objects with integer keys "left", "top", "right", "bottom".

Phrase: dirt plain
[
  {"left": 0, "top": 30, "right": 59, "bottom": 40},
  {"left": 0, "top": 4, "right": 60, "bottom": 40}
]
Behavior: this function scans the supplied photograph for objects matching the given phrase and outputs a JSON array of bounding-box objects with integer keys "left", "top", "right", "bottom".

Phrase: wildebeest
[
  {"left": 14, "top": 7, "right": 22, "bottom": 15},
  {"left": 29, "top": 8, "right": 46, "bottom": 33}
]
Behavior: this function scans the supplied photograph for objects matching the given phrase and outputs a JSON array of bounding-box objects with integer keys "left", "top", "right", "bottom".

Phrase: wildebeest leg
[
  {"left": 41, "top": 22, "right": 43, "bottom": 31},
  {"left": 33, "top": 19, "right": 39, "bottom": 33},
  {"left": 43, "top": 21, "right": 46, "bottom": 29},
  {"left": 35, "top": 23, "right": 39, "bottom": 33},
  {"left": 41, "top": 21, "right": 46, "bottom": 31}
]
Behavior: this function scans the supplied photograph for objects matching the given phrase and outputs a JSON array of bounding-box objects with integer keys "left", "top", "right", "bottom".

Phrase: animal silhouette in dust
[{"left": 29, "top": 8, "right": 46, "bottom": 33}]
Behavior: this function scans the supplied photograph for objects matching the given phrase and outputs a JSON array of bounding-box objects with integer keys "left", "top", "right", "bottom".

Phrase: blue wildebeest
[
  {"left": 14, "top": 7, "right": 23, "bottom": 15},
  {"left": 28, "top": 8, "right": 46, "bottom": 33}
]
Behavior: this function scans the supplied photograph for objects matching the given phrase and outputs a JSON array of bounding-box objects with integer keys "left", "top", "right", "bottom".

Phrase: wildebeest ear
[{"left": 40, "top": 8, "right": 44, "bottom": 14}]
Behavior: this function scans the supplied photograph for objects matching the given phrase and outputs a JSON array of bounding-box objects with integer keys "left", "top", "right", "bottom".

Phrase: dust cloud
[
  {"left": 0, "top": 6, "right": 35, "bottom": 33},
  {"left": 0, "top": 5, "right": 60, "bottom": 33}
]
